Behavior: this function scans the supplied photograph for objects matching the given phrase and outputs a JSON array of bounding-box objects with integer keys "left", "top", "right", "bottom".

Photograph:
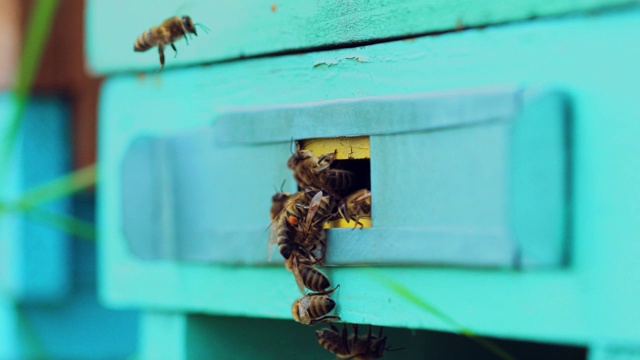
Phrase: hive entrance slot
[{"left": 300, "top": 136, "right": 372, "bottom": 228}]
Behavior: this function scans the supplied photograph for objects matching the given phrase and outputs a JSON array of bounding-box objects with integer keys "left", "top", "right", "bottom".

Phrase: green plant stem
[
  {"left": 0, "top": 0, "right": 61, "bottom": 188},
  {"left": 24, "top": 208, "right": 97, "bottom": 242},
  {"left": 369, "top": 270, "right": 516, "bottom": 360}
]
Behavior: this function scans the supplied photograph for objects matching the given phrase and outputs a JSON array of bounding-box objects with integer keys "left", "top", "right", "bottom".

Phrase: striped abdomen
[
  {"left": 299, "top": 265, "right": 330, "bottom": 291},
  {"left": 276, "top": 214, "right": 295, "bottom": 259},
  {"left": 316, "top": 328, "right": 350, "bottom": 356},
  {"left": 321, "top": 169, "right": 354, "bottom": 195},
  {"left": 307, "top": 295, "right": 336, "bottom": 319},
  {"left": 134, "top": 27, "right": 160, "bottom": 52}
]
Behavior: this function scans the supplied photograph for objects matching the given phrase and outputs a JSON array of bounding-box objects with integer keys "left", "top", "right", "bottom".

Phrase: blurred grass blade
[
  {"left": 24, "top": 208, "right": 96, "bottom": 242},
  {"left": 5, "top": 164, "right": 97, "bottom": 213},
  {"left": 369, "top": 270, "right": 515, "bottom": 360},
  {"left": 0, "top": 0, "right": 61, "bottom": 187}
]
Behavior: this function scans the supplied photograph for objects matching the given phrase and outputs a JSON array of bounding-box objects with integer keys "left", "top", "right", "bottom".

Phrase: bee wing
[
  {"left": 304, "top": 190, "right": 323, "bottom": 230},
  {"left": 352, "top": 189, "right": 372, "bottom": 203},
  {"left": 291, "top": 254, "right": 307, "bottom": 295},
  {"left": 267, "top": 226, "right": 278, "bottom": 261},
  {"left": 316, "top": 150, "right": 337, "bottom": 172},
  {"left": 297, "top": 294, "right": 311, "bottom": 318},
  {"left": 266, "top": 216, "right": 280, "bottom": 261}
]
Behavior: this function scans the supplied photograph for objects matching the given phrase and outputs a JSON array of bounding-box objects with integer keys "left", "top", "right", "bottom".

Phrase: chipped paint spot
[
  {"left": 313, "top": 55, "right": 369, "bottom": 68},
  {"left": 271, "top": 3, "right": 277, "bottom": 12}
]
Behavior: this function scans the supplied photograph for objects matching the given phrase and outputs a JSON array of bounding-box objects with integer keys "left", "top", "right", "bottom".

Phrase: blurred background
[{"left": 0, "top": 1, "right": 138, "bottom": 359}]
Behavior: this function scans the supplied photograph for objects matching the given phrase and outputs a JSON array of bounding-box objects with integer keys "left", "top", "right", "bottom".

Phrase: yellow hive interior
[{"left": 300, "top": 136, "right": 372, "bottom": 229}]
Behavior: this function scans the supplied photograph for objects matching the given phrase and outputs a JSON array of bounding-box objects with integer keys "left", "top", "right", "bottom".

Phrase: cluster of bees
[
  {"left": 137, "top": 14, "right": 398, "bottom": 358},
  {"left": 269, "top": 142, "right": 400, "bottom": 359}
]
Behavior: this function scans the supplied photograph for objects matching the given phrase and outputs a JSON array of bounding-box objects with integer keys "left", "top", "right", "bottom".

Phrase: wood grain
[{"left": 86, "top": 0, "right": 638, "bottom": 74}]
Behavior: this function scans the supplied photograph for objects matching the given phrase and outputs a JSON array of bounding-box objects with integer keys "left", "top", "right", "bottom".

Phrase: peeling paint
[{"left": 313, "top": 55, "right": 370, "bottom": 68}]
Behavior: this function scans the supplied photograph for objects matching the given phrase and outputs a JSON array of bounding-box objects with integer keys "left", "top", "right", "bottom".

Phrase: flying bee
[
  {"left": 292, "top": 286, "right": 341, "bottom": 325},
  {"left": 337, "top": 189, "right": 372, "bottom": 229},
  {"left": 133, "top": 15, "right": 208, "bottom": 70},
  {"left": 316, "top": 324, "right": 399, "bottom": 360},
  {"left": 286, "top": 252, "right": 331, "bottom": 294},
  {"left": 287, "top": 143, "right": 354, "bottom": 197}
]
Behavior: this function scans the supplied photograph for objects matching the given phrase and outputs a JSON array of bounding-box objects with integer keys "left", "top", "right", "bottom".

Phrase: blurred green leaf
[
  {"left": 0, "top": 0, "right": 61, "bottom": 188},
  {"left": 24, "top": 208, "right": 96, "bottom": 242},
  {"left": 0, "top": 164, "right": 97, "bottom": 213}
]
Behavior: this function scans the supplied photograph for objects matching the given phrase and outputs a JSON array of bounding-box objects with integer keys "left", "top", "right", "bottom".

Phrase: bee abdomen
[
  {"left": 316, "top": 330, "right": 349, "bottom": 355},
  {"left": 276, "top": 215, "right": 294, "bottom": 259},
  {"left": 323, "top": 169, "right": 354, "bottom": 193},
  {"left": 308, "top": 297, "right": 335, "bottom": 319},
  {"left": 300, "top": 265, "right": 330, "bottom": 291},
  {"left": 134, "top": 29, "right": 155, "bottom": 52}
]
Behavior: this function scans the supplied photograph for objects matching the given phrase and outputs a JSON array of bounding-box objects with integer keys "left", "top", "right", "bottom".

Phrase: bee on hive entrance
[
  {"left": 287, "top": 142, "right": 354, "bottom": 198},
  {"left": 286, "top": 252, "right": 331, "bottom": 295},
  {"left": 292, "top": 286, "right": 341, "bottom": 325},
  {"left": 268, "top": 189, "right": 333, "bottom": 264},
  {"left": 133, "top": 15, "right": 208, "bottom": 70},
  {"left": 337, "top": 188, "right": 372, "bottom": 229},
  {"left": 316, "top": 323, "right": 400, "bottom": 360}
]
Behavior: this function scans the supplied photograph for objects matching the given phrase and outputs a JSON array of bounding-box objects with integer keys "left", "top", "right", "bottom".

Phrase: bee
[
  {"left": 292, "top": 286, "right": 341, "bottom": 325},
  {"left": 287, "top": 143, "right": 354, "bottom": 197},
  {"left": 337, "top": 189, "right": 372, "bottom": 229},
  {"left": 267, "top": 190, "right": 309, "bottom": 261},
  {"left": 269, "top": 180, "right": 290, "bottom": 221},
  {"left": 133, "top": 16, "right": 207, "bottom": 70},
  {"left": 270, "top": 190, "right": 332, "bottom": 263},
  {"left": 316, "top": 324, "right": 397, "bottom": 360},
  {"left": 270, "top": 191, "right": 290, "bottom": 221},
  {"left": 295, "top": 189, "right": 335, "bottom": 248},
  {"left": 286, "top": 252, "right": 331, "bottom": 294}
]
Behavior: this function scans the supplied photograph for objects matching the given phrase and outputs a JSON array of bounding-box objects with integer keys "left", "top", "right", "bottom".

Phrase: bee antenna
[
  {"left": 279, "top": 179, "right": 287, "bottom": 192},
  {"left": 195, "top": 23, "right": 211, "bottom": 34}
]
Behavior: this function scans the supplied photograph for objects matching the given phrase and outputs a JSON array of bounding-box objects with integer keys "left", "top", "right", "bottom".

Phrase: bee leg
[
  {"left": 157, "top": 44, "right": 165, "bottom": 71},
  {"left": 312, "top": 284, "right": 339, "bottom": 296},
  {"left": 329, "top": 323, "right": 340, "bottom": 333},
  {"left": 342, "top": 323, "right": 350, "bottom": 353},
  {"left": 171, "top": 43, "right": 178, "bottom": 58},
  {"left": 351, "top": 217, "right": 364, "bottom": 230},
  {"left": 337, "top": 204, "right": 348, "bottom": 222},
  {"left": 309, "top": 315, "right": 341, "bottom": 325}
]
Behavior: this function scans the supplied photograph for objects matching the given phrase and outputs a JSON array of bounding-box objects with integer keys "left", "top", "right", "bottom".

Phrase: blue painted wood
[
  {"left": 120, "top": 88, "right": 567, "bottom": 268},
  {"left": 85, "top": 0, "right": 638, "bottom": 74},
  {"left": 212, "top": 87, "right": 518, "bottom": 145},
  {"left": 98, "top": 9, "right": 640, "bottom": 344},
  {"left": 0, "top": 94, "right": 71, "bottom": 303},
  {"left": 510, "top": 91, "right": 571, "bottom": 267}
]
